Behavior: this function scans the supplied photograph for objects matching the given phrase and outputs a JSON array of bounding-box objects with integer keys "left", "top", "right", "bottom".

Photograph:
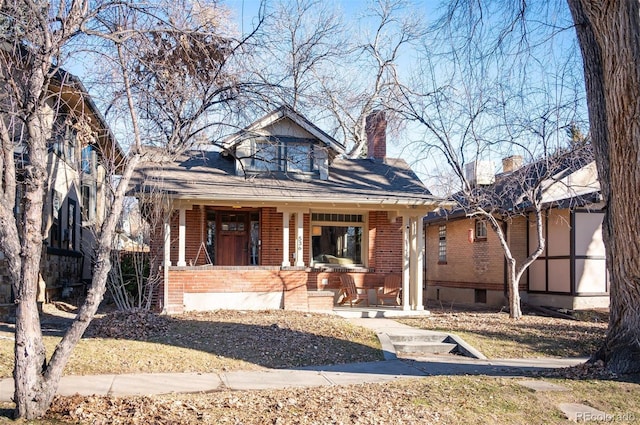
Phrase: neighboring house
[
  {"left": 0, "top": 69, "right": 123, "bottom": 305},
  {"left": 424, "top": 149, "right": 608, "bottom": 310},
  {"left": 131, "top": 107, "right": 441, "bottom": 313}
]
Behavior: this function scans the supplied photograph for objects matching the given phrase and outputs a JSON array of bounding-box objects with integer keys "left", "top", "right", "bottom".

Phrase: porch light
[{"left": 312, "top": 226, "right": 322, "bottom": 236}]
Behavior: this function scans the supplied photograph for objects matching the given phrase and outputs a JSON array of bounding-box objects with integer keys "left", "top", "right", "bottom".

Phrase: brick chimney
[
  {"left": 502, "top": 155, "right": 523, "bottom": 173},
  {"left": 365, "top": 110, "right": 386, "bottom": 160}
]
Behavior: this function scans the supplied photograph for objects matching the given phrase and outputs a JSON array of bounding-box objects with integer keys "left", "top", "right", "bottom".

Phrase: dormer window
[
  {"left": 247, "top": 137, "right": 315, "bottom": 174},
  {"left": 250, "top": 140, "right": 279, "bottom": 171},
  {"left": 285, "top": 141, "right": 312, "bottom": 173}
]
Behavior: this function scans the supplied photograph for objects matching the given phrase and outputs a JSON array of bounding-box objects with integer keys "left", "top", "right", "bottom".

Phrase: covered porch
[{"left": 160, "top": 200, "right": 430, "bottom": 314}]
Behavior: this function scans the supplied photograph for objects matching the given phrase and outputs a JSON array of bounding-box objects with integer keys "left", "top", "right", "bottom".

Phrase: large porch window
[{"left": 311, "top": 213, "right": 363, "bottom": 267}]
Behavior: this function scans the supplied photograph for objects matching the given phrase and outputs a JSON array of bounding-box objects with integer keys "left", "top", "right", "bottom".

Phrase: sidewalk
[{"left": 0, "top": 317, "right": 587, "bottom": 401}]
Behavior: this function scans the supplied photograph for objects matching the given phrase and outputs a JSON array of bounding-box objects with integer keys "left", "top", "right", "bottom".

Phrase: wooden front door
[{"left": 217, "top": 212, "right": 250, "bottom": 265}]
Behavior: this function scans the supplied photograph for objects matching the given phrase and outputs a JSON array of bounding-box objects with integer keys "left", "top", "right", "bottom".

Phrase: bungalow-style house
[
  {"left": 132, "top": 107, "right": 442, "bottom": 313},
  {"left": 424, "top": 148, "right": 608, "bottom": 310},
  {"left": 0, "top": 69, "right": 123, "bottom": 305}
]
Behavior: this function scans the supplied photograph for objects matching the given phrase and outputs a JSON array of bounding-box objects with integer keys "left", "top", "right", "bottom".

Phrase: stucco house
[
  {"left": 132, "top": 107, "right": 442, "bottom": 313},
  {"left": 424, "top": 148, "right": 608, "bottom": 310},
  {"left": 0, "top": 69, "right": 123, "bottom": 305}
]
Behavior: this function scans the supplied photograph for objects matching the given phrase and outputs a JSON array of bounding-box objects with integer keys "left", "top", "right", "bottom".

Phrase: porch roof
[{"left": 131, "top": 150, "right": 443, "bottom": 209}]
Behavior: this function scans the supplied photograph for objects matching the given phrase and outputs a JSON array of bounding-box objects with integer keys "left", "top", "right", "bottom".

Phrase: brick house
[
  {"left": 0, "top": 69, "right": 123, "bottom": 306},
  {"left": 424, "top": 150, "right": 608, "bottom": 310},
  {"left": 132, "top": 107, "right": 442, "bottom": 313}
]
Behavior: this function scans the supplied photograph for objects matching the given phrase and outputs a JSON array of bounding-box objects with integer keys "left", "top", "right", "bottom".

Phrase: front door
[{"left": 217, "top": 212, "right": 250, "bottom": 265}]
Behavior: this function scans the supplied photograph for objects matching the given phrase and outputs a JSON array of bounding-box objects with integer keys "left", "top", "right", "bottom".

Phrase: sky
[
  {"left": 220, "top": 0, "right": 440, "bottom": 178},
  {"left": 69, "top": 0, "right": 582, "bottom": 195}
]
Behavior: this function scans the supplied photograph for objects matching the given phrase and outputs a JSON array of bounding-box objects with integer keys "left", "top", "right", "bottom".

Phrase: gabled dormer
[{"left": 222, "top": 106, "right": 345, "bottom": 180}]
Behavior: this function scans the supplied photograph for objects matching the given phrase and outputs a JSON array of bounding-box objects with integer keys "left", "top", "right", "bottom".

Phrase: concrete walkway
[{"left": 0, "top": 317, "right": 587, "bottom": 401}]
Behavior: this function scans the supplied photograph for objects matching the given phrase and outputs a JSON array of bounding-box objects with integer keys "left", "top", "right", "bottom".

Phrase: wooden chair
[
  {"left": 376, "top": 274, "right": 402, "bottom": 306},
  {"left": 338, "top": 274, "right": 369, "bottom": 307}
]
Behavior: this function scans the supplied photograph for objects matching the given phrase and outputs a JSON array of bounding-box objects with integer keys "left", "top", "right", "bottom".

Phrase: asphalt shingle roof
[{"left": 131, "top": 150, "right": 438, "bottom": 206}]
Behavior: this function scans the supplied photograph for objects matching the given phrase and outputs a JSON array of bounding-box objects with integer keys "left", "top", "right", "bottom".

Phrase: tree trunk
[
  {"left": 568, "top": 0, "right": 640, "bottom": 374},
  {"left": 13, "top": 70, "right": 51, "bottom": 418},
  {"left": 507, "top": 258, "right": 522, "bottom": 319}
]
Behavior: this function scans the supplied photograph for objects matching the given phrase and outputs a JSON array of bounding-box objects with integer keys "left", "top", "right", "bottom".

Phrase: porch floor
[{"left": 330, "top": 305, "right": 430, "bottom": 319}]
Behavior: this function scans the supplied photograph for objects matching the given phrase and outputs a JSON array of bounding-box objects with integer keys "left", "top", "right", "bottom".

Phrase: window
[
  {"left": 248, "top": 137, "right": 315, "bottom": 174},
  {"left": 51, "top": 120, "right": 77, "bottom": 165},
  {"left": 251, "top": 140, "right": 280, "bottom": 171},
  {"left": 50, "top": 191, "right": 62, "bottom": 248},
  {"left": 81, "top": 145, "right": 95, "bottom": 174},
  {"left": 205, "top": 211, "right": 216, "bottom": 265},
  {"left": 81, "top": 182, "right": 96, "bottom": 222},
  {"left": 311, "top": 213, "right": 364, "bottom": 266},
  {"left": 66, "top": 199, "right": 76, "bottom": 250},
  {"left": 250, "top": 213, "right": 260, "bottom": 265},
  {"left": 438, "top": 225, "right": 447, "bottom": 263},
  {"left": 284, "top": 142, "right": 311, "bottom": 173},
  {"left": 475, "top": 220, "right": 487, "bottom": 241}
]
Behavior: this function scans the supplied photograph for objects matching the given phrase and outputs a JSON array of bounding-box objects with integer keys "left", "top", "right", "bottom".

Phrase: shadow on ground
[{"left": 1, "top": 306, "right": 384, "bottom": 372}]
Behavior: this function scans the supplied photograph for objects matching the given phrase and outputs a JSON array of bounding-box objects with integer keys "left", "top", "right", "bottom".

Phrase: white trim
[
  {"left": 410, "top": 216, "right": 424, "bottom": 310},
  {"left": 177, "top": 208, "right": 186, "bottom": 267},
  {"left": 416, "top": 216, "right": 425, "bottom": 309},
  {"left": 295, "top": 212, "right": 304, "bottom": 267},
  {"left": 282, "top": 211, "right": 291, "bottom": 267},
  {"left": 402, "top": 215, "right": 410, "bottom": 310},
  {"left": 222, "top": 107, "right": 346, "bottom": 155}
]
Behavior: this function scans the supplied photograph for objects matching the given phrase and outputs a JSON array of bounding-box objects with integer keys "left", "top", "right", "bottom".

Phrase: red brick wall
[
  {"left": 261, "top": 207, "right": 283, "bottom": 266},
  {"left": 167, "top": 267, "right": 311, "bottom": 311},
  {"left": 166, "top": 267, "right": 388, "bottom": 313},
  {"left": 368, "top": 211, "right": 403, "bottom": 274},
  {"left": 186, "top": 207, "right": 206, "bottom": 266},
  {"left": 425, "top": 216, "right": 528, "bottom": 291}
]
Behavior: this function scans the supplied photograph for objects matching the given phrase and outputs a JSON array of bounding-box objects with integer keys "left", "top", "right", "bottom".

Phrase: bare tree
[
  {"left": 567, "top": 0, "right": 640, "bottom": 374},
  {"left": 107, "top": 194, "right": 167, "bottom": 312},
  {"left": 389, "top": 1, "right": 587, "bottom": 318},
  {"left": 0, "top": 0, "right": 258, "bottom": 418},
  {"left": 250, "top": 0, "right": 346, "bottom": 111},
  {"left": 250, "top": 0, "right": 425, "bottom": 157}
]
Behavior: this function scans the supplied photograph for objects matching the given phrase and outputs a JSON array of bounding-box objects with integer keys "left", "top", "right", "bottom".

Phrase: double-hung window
[
  {"left": 438, "top": 224, "right": 447, "bottom": 263},
  {"left": 475, "top": 219, "right": 488, "bottom": 241}
]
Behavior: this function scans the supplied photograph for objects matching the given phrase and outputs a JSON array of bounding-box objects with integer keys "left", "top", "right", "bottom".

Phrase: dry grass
[
  {"left": 2, "top": 377, "right": 639, "bottom": 424},
  {"left": 0, "top": 308, "right": 382, "bottom": 378},
  {"left": 1, "top": 303, "right": 639, "bottom": 424},
  {"left": 397, "top": 304, "right": 608, "bottom": 359}
]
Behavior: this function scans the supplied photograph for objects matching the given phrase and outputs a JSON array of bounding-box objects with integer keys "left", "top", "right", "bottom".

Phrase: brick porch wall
[{"left": 165, "top": 267, "right": 390, "bottom": 313}]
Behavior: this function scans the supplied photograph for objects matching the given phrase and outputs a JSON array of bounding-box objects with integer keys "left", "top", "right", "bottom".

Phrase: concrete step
[
  {"left": 388, "top": 333, "right": 449, "bottom": 344},
  {"left": 394, "top": 341, "right": 458, "bottom": 355}
]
